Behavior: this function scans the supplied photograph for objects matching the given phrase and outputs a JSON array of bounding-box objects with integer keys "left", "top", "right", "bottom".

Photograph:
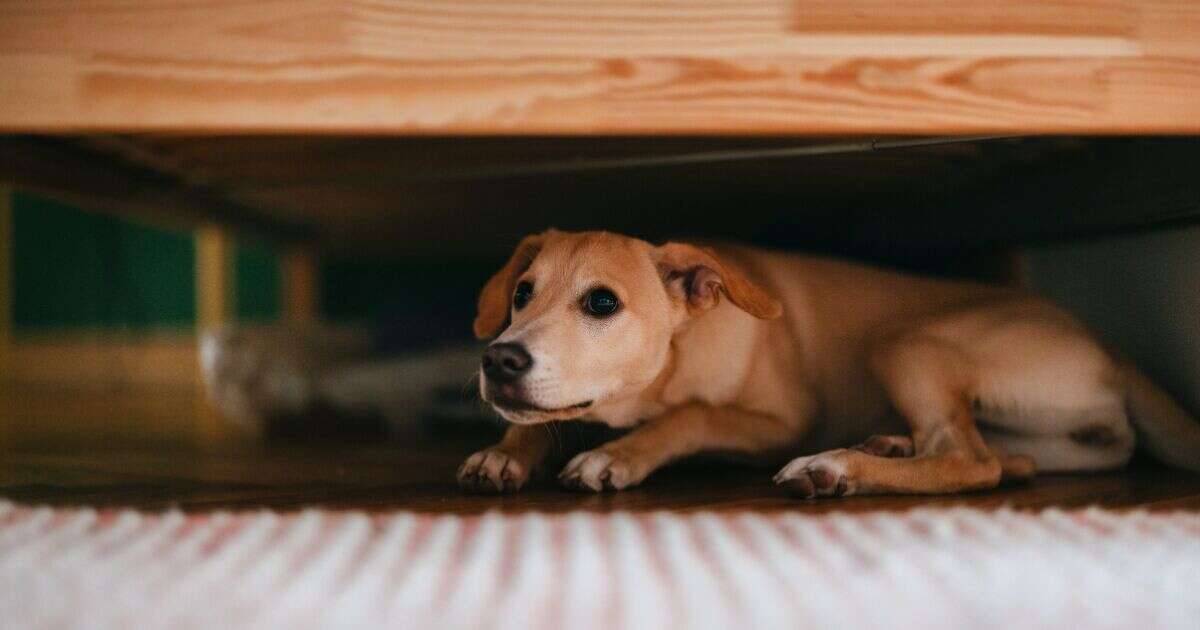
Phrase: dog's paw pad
[
  {"left": 776, "top": 473, "right": 816, "bottom": 498},
  {"left": 558, "top": 448, "right": 645, "bottom": 492},
  {"left": 457, "top": 448, "right": 530, "bottom": 494},
  {"left": 773, "top": 451, "right": 853, "bottom": 499},
  {"left": 852, "top": 434, "right": 914, "bottom": 458}
]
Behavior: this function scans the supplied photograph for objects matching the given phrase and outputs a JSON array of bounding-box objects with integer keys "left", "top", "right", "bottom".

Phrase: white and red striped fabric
[{"left": 1, "top": 500, "right": 1198, "bottom": 630}]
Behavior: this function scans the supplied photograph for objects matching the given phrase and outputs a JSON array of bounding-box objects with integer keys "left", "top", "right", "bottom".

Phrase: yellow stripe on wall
[
  {"left": 195, "top": 225, "right": 235, "bottom": 331},
  {"left": 194, "top": 224, "right": 239, "bottom": 447}
]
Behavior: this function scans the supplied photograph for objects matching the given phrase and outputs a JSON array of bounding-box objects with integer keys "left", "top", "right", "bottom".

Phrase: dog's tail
[{"left": 1121, "top": 360, "right": 1200, "bottom": 472}]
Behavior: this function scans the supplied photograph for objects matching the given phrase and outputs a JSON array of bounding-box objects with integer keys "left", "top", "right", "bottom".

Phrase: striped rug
[{"left": 1, "top": 501, "right": 1198, "bottom": 630}]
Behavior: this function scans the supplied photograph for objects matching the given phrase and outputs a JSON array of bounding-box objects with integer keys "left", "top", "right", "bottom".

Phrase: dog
[{"left": 459, "top": 229, "right": 1200, "bottom": 497}]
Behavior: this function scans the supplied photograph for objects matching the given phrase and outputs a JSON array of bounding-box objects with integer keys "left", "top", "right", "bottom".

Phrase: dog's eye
[
  {"left": 584, "top": 287, "right": 620, "bottom": 318},
  {"left": 512, "top": 281, "right": 534, "bottom": 310}
]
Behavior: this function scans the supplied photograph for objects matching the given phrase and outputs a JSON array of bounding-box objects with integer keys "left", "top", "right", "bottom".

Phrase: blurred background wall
[
  {"left": 1022, "top": 226, "right": 1200, "bottom": 420},
  {"left": 12, "top": 191, "right": 276, "bottom": 330},
  {"left": 4, "top": 186, "right": 1198, "bottom": 451},
  {"left": 0, "top": 189, "right": 487, "bottom": 450}
]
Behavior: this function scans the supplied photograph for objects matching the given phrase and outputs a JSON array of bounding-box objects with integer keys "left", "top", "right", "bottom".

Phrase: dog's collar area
[{"left": 489, "top": 395, "right": 593, "bottom": 414}]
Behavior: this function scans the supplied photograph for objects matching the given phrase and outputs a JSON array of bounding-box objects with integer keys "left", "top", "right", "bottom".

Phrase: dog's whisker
[
  {"left": 539, "top": 422, "right": 557, "bottom": 457},
  {"left": 549, "top": 421, "right": 564, "bottom": 454},
  {"left": 460, "top": 370, "right": 480, "bottom": 398}
]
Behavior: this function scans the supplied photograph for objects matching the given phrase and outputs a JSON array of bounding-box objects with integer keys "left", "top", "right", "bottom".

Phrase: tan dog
[{"left": 457, "top": 230, "right": 1200, "bottom": 497}]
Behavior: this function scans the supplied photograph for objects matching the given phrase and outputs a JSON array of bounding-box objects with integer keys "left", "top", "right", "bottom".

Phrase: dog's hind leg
[
  {"left": 847, "top": 434, "right": 1034, "bottom": 483},
  {"left": 776, "top": 334, "right": 1008, "bottom": 498}
]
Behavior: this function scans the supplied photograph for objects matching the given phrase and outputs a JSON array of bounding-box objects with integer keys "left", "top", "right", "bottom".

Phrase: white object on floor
[
  {"left": 200, "top": 325, "right": 485, "bottom": 433},
  {"left": 1, "top": 501, "right": 1198, "bottom": 630}
]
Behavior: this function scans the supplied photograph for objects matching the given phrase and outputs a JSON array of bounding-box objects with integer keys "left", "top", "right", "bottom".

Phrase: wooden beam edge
[{"left": 0, "top": 136, "right": 313, "bottom": 244}]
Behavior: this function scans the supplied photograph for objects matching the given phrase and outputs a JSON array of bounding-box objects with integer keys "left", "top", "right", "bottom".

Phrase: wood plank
[
  {"left": 0, "top": 136, "right": 311, "bottom": 242},
  {"left": 2, "top": 385, "right": 1198, "bottom": 512},
  {"left": 64, "top": 134, "right": 1067, "bottom": 258},
  {"left": 1, "top": 1, "right": 1199, "bottom": 134},
  {"left": 0, "top": 439, "right": 1198, "bottom": 513}
]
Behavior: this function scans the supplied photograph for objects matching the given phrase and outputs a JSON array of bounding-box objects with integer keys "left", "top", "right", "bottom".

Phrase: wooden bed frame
[{"left": 3, "top": 1, "right": 1200, "bottom": 135}]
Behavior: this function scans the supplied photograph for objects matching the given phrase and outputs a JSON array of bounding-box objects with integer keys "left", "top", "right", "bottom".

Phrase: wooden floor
[{"left": 4, "top": 431, "right": 1200, "bottom": 514}]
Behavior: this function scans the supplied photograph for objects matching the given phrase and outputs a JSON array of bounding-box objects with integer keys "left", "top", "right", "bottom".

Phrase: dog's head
[{"left": 474, "top": 230, "right": 782, "bottom": 424}]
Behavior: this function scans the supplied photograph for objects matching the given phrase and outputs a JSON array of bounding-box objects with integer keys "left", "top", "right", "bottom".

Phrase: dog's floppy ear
[
  {"left": 655, "top": 242, "right": 782, "bottom": 320},
  {"left": 474, "top": 233, "right": 547, "bottom": 339}
]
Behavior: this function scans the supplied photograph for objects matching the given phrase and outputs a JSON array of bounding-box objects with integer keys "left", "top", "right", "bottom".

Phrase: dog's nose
[{"left": 482, "top": 343, "right": 533, "bottom": 383}]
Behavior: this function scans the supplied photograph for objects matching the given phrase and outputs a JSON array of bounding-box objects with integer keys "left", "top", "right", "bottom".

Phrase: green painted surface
[
  {"left": 235, "top": 239, "right": 281, "bottom": 321},
  {"left": 8, "top": 193, "right": 495, "bottom": 334},
  {"left": 11, "top": 192, "right": 282, "bottom": 331},
  {"left": 12, "top": 192, "right": 196, "bottom": 330}
]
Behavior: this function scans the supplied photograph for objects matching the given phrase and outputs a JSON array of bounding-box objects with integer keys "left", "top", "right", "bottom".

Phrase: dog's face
[{"left": 474, "top": 230, "right": 781, "bottom": 424}]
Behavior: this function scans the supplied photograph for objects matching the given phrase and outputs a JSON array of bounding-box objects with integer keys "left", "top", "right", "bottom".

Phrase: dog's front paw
[
  {"left": 773, "top": 450, "right": 855, "bottom": 499},
  {"left": 558, "top": 447, "right": 650, "bottom": 492},
  {"left": 457, "top": 448, "right": 533, "bottom": 493}
]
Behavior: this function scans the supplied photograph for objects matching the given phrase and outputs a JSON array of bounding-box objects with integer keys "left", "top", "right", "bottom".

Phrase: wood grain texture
[{"left": 1, "top": 1, "right": 1199, "bottom": 134}]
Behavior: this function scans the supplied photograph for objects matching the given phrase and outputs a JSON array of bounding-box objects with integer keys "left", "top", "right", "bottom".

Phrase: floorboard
[{"left": 3, "top": 434, "right": 1199, "bottom": 514}]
